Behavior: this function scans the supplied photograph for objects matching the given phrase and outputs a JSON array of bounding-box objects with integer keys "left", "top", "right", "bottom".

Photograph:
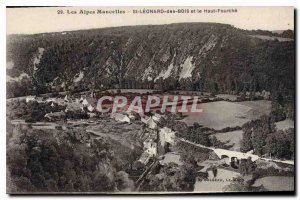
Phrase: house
[
  {"left": 90, "top": 91, "right": 95, "bottom": 98},
  {"left": 55, "top": 98, "right": 65, "bottom": 105},
  {"left": 111, "top": 113, "right": 130, "bottom": 123},
  {"left": 138, "top": 152, "right": 151, "bottom": 165},
  {"left": 64, "top": 95, "right": 69, "bottom": 102},
  {"left": 159, "top": 127, "right": 176, "bottom": 146},
  {"left": 141, "top": 116, "right": 157, "bottom": 129},
  {"left": 87, "top": 104, "right": 94, "bottom": 112},
  {"left": 143, "top": 138, "right": 157, "bottom": 157},
  {"left": 126, "top": 111, "right": 137, "bottom": 120},
  {"left": 141, "top": 115, "right": 150, "bottom": 124},
  {"left": 159, "top": 152, "right": 182, "bottom": 166},
  {"left": 137, "top": 130, "right": 159, "bottom": 165},
  {"left": 87, "top": 112, "right": 96, "bottom": 118},
  {"left": 148, "top": 117, "right": 157, "bottom": 129},
  {"left": 82, "top": 98, "right": 89, "bottom": 107}
]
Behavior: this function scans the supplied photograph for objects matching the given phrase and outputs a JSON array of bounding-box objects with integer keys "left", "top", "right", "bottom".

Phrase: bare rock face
[{"left": 7, "top": 23, "right": 294, "bottom": 97}]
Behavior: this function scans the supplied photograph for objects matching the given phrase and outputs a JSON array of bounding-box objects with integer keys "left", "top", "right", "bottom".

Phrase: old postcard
[{"left": 6, "top": 6, "right": 295, "bottom": 194}]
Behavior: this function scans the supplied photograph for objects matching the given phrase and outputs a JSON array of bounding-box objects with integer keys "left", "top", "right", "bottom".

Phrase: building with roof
[
  {"left": 141, "top": 116, "right": 158, "bottom": 129},
  {"left": 87, "top": 104, "right": 94, "bottom": 112}
]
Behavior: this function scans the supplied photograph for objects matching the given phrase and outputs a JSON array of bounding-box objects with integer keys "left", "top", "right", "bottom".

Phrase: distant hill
[
  {"left": 272, "top": 29, "right": 294, "bottom": 38},
  {"left": 6, "top": 23, "right": 294, "bottom": 98}
]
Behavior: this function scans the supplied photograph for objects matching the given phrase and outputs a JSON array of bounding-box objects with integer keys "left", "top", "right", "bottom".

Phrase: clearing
[{"left": 252, "top": 176, "right": 294, "bottom": 191}]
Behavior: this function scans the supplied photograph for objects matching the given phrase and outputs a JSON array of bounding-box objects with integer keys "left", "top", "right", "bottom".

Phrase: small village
[
  {"left": 5, "top": 7, "right": 296, "bottom": 194},
  {"left": 6, "top": 88, "right": 294, "bottom": 192}
]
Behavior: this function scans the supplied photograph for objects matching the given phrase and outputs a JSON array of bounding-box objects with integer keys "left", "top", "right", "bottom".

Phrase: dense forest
[
  {"left": 7, "top": 23, "right": 294, "bottom": 100},
  {"left": 7, "top": 127, "right": 136, "bottom": 193}
]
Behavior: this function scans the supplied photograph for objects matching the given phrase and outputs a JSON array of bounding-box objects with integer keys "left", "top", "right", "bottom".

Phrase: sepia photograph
[{"left": 6, "top": 6, "right": 295, "bottom": 194}]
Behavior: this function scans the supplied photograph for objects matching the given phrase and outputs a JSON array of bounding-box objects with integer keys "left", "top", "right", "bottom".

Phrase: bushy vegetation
[{"left": 7, "top": 128, "right": 135, "bottom": 193}]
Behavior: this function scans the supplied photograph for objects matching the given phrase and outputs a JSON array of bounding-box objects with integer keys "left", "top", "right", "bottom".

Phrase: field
[
  {"left": 275, "top": 119, "right": 294, "bottom": 131},
  {"left": 252, "top": 176, "right": 294, "bottom": 191},
  {"left": 212, "top": 130, "right": 243, "bottom": 151},
  {"left": 182, "top": 100, "right": 271, "bottom": 130}
]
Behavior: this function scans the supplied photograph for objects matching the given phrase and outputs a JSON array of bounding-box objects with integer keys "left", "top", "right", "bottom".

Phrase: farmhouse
[
  {"left": 111, "top": 113, "right": 131, "bottom": 123},
  {"left": 87, "top": 104, "right": 94, "bottom": 112},
  {"left": 152, "top": 113, "right": 162, "bottom": 122},
  {"left": 141, "top": 116, "right": 158, "bottom": 129},
  {"left": 65, "top": 102, "right": 84, "bottom": 112}
]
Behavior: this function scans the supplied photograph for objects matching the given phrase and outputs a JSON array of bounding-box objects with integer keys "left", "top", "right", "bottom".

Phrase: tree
[
  {"left": 240, "top": 126, "right": 253, "bottom": 153},
  {"left": 115, "top": 171, "right": 134, "bottom": 191},
  {"left": 239, "top": 158, "right": 256, "bottom": 176}
]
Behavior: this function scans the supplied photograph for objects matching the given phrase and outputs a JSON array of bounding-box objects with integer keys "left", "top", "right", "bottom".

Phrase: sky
[{"left": 6, "top": 6, "right": 294, "bottom": 35}]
